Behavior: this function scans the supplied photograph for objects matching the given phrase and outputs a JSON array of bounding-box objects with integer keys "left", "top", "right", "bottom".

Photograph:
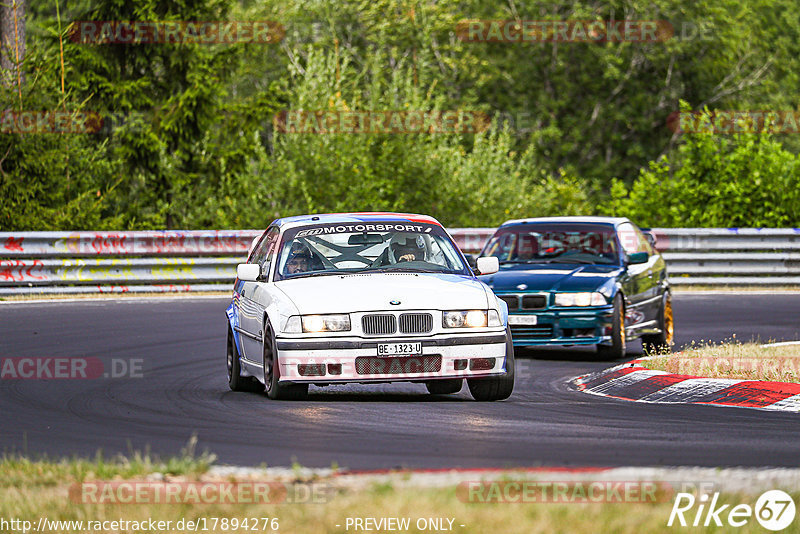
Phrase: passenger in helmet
[{"left": 389, "top": 233, "right": 426, "bottom": 263}]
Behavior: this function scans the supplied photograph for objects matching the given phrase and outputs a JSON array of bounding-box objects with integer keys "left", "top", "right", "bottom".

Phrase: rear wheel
[
  {"left": 263, "top": 321, "right": 308, "bottom": 401},
  {"left": 467, "top": 326, "right": 515, "bottom": 401},
  {"left": 597, "top": 293, "right": 626, "bottom": 360},
  {"left": 642, "top": 292, "right": 674, "bottom": 353},
  {"left": 425, "top": 379, "right": 462, "bottom": 395},
  {"left": 227, "top": 328, "right": 263, "bottom": 392}
]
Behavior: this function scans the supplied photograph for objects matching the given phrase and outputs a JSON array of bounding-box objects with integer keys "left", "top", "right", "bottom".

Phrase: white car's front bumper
[{"left": 274, "top": 331, "right": 508, "bottom": 383}]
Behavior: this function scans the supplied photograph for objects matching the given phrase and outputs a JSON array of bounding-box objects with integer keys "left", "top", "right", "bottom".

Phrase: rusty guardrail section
[{"left": 1, "top": 228, "right": 799, "bottom": 294}]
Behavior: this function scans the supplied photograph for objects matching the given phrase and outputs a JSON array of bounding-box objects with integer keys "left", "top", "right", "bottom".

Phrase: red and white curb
[{"left": 572, "top": 361, "right": 800, "bottom": 412}]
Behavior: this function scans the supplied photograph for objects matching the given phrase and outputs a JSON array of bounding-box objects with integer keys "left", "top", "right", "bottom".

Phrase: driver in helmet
[{"left": 285, "top": 245, "right": 312, "bottom": 274}]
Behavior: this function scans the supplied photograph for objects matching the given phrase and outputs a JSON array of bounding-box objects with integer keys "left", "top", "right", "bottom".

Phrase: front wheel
[
  {"left": 426, "top": 379, "right": 462, "bottom": 395},
  {"left": 227, "top": 328, "right": 263, "bottom": 392},
  {"left": 642, "top": 291, "right": 674, "bottom": 353},
  {"left": 263, "top": 321, "right": 308, "bottom": 401},
  {"left": 597, "top": 293, "right": 626, "bottom": 360},
  {"left": 467, "top": 326, "right": 515, "bottom": 401}
]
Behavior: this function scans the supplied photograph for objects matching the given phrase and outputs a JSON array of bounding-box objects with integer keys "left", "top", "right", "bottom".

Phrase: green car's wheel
[
  {"left": 642, "top": 292, "right": 674, "bottom": 353},
  {"left": 597, "top": 293, "right": 626, "bottom": 360}
]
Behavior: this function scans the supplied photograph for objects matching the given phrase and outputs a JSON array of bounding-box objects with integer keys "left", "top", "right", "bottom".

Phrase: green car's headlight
[
  {"left": 554, "top": 292, "right": 607, "bottom": 307},
  {"left": 443, "top": 310, "right": 484, "bottom": 328},
  {"left": 284, "top": 314, "right": 351, "bottom": 333}
]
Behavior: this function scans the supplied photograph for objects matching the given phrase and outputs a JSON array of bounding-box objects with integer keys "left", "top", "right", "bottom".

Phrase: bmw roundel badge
[{"left": 390, "top": 300, "right": 401, "bottom": 305}]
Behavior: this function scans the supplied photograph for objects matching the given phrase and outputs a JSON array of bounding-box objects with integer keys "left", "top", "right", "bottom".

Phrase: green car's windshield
[
  {"left": 275, "top": 222, "right": 471, "bottom": 280},
  {"left": 481, "top": 223, "right": 620, "bottom": 265}
]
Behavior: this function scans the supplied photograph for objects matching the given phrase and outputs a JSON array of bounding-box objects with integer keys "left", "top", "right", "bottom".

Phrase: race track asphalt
[{"left": 1, "top": 293, "right": 798, "bottom": 469}]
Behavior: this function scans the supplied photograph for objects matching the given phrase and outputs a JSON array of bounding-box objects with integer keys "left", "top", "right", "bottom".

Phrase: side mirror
[
  {"left": 628, "top": 251, "right": 649, "bottom": 265},
  {"left": 463, "top": 253, "right": 477, "bottom": 269},
  {"left": 476, "top": 256, "right": 499, "bottom": 275},
  {"left": 237, "top": 263, "right": 261, "bottom": 282}
]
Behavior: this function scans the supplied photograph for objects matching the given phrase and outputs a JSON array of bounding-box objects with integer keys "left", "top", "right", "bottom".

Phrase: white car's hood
[{"left": 275, "top": 273, "right": 489, "bottom": 314}]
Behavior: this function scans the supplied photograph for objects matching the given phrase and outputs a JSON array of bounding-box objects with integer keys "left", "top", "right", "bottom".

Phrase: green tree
[{"left": 610, "top": 107, "right": 800, "bottom": 227}]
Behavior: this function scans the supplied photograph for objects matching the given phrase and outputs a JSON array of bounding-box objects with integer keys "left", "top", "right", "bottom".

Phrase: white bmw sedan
[{"left": 225, "top": 212, "right": 514, "bottom": 401}]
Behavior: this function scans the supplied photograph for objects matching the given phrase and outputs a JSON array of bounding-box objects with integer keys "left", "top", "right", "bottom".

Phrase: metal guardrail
[
  {"left": 0, "top": 230, "right": 260, "bottom": 257},
  {"left": 652, "top": 229, "right": 800, "bottom": 285},
  {"left": 1, "top": 228, "right": 798, "bottom": 294}
]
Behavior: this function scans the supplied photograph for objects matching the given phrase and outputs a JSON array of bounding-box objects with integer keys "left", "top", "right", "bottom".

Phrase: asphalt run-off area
[{"left": 1, "top": 292, "right": 799, "bottom": 470}]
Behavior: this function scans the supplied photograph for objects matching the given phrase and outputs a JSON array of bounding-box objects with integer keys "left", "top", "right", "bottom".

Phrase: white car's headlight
[
  {"left": 285, "top": 314, "right": 351, "bottom": 333},
  {"left": 443, "top": 310, "right": 488, "bottom": 328},
  {"left": 554, "top": 292, "right": 607, "bottom": 307}
]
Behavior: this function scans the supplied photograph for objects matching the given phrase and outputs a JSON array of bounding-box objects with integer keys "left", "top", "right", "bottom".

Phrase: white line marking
[
  {"left": 675, "top": 291, "right": 800, "bottom": 295},
  {"left": 0, "top": 295, "right": 229, "bottom": 305},
  {"left": 639, "top": 378, "right": 743, "bottom": 403},
  {"left": 761, "top": 341, "right": 800, "bottom": 348},
  {"left": 768, "top": 393, "right": 800, "bottom": 412},
  {"left": 589, "top": 369, "right": 668, "bottom": 395}
]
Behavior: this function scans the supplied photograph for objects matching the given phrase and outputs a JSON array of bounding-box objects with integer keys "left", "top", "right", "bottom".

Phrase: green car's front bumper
[{"left": 508, "top": 304, "right": 616, "bottom": 347}]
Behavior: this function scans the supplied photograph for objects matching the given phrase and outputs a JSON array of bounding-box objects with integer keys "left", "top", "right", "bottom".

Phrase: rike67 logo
[{"left": 668, "top": 490, "right": 796, "bottom": 531}]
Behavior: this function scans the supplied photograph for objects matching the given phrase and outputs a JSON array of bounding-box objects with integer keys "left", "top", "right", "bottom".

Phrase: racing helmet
[
  {"left": 285, "top": 243, "right": 313, "bottom": 272},
  {"left": 388, "top": 233, "right": 427, "bottom": 263}
]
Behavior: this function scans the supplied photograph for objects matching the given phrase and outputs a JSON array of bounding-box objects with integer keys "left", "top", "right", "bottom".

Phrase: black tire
[
  {"left": 467, "top": 326, "right": 515, "bottom": 401},
  {"left": 642, "top": 291, "right": 674, "bottom": 354},
  {"left": 425, "top": 379, "right": 462, "bottom": 395},
  {"left": 227, "top": 328, "right": 263, "bottom": 392},
  {"left": 263, "top": 320, "right": 308, "bottom": 401},
  {"left": 597, "top": 293, "right": 626, "bottom": 360}
]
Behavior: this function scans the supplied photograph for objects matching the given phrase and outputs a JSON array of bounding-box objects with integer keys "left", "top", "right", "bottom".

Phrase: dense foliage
[
  {"left": 611, "top": 105, "right": 800, "bottom": 227},
  {"left": 2, "top": 0, "right": 799, "bottom": 230}
]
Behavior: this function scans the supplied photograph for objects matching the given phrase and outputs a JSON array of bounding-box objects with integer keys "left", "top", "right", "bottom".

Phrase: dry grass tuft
[{"left": 641, "top": 340, "right": 800, "bottom": 383}]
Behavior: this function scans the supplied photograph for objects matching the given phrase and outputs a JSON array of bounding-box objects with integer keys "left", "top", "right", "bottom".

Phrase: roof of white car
[
  {"left": 272, "top": 212, "right": 444, "bottom": 231},
  {"left": 500, "top": 216, "right": 631, "bottom": 227}
]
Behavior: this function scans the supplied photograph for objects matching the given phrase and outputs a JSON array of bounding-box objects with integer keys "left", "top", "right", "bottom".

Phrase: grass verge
[
  {"left": 2, "top": 455, "right": 798, "bottom": 533},
  {"left": 641, "top": 340, "right": 800, "bottom": 383}
]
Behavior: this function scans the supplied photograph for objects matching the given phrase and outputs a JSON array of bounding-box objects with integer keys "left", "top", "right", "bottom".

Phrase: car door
[
  {"left": 238, "top": 227, "right": 280, "bottom": 364},
  {"left": 631, "top": 224, "right": 664, "bottom": 323},
  {"left": 616, "top": 222, "right": 656, "bottom": 328}
]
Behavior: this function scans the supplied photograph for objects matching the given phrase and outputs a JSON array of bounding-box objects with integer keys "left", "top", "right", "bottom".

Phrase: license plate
[
  {"left": 508, "top": 315, "right": 538, "bottom": 325},
  {"left": 377, "top": 342, "right": 422, "bottom": 357}
]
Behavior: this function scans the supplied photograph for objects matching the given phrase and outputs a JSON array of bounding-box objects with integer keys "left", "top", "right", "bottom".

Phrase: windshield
[
  {"left": 480, "top": 223, "right": 620, "bottom": 265},
  {"left": 274, "top": 222, "right": 471, "bottom": 280}
]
